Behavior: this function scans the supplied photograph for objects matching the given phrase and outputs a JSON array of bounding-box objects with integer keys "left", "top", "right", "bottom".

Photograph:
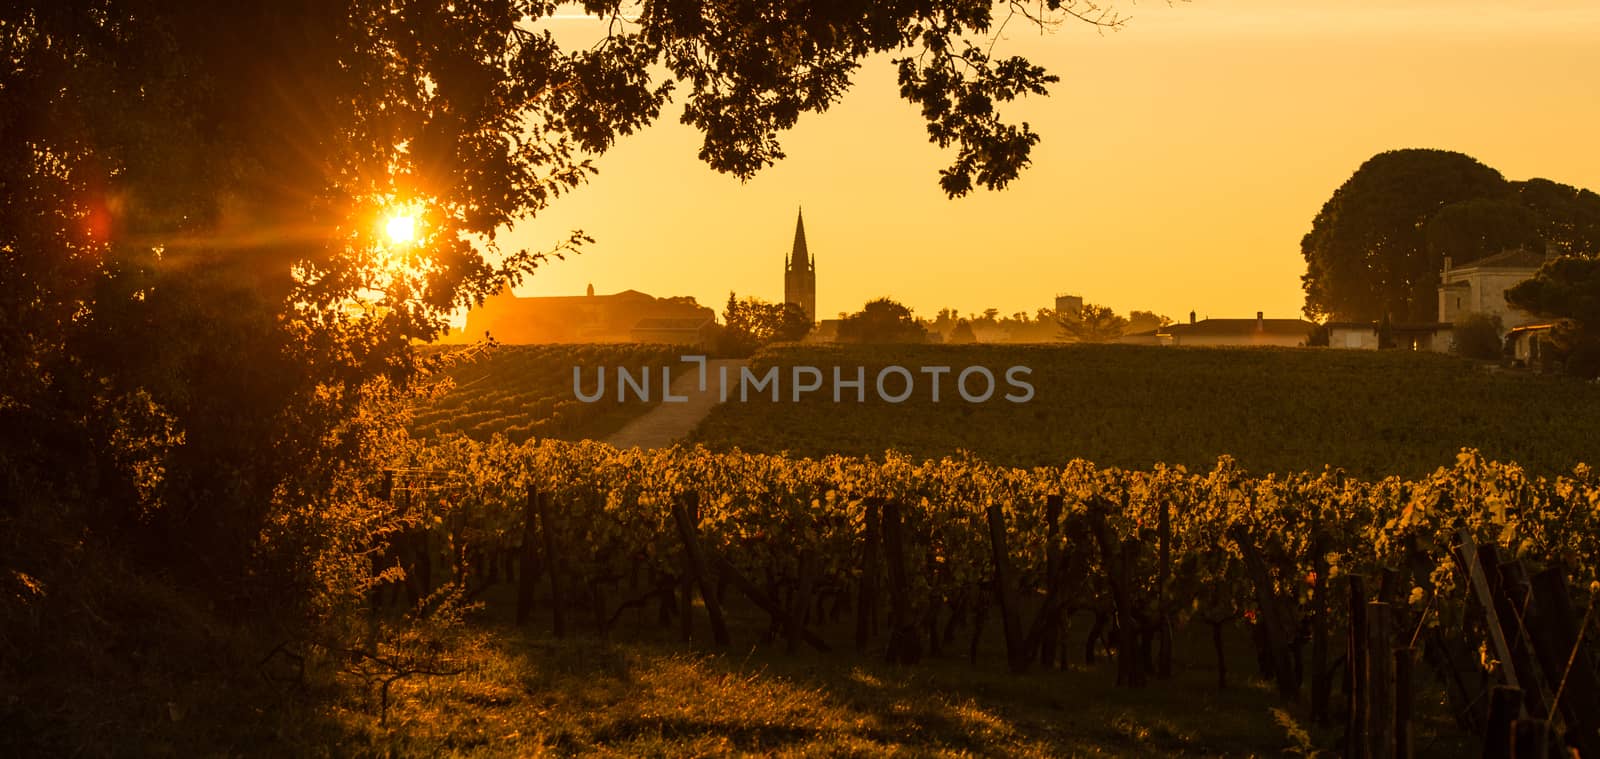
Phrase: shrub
[{"left": 1451, "top": 312, "right": 1504, "bottom": 361}]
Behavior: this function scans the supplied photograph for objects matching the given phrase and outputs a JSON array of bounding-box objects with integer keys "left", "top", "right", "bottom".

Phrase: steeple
[
  {"left": 789, "top": 207, "right": 810, "bottom": 271},
  {"left": 783, "top": 206, "right": 817, "bottom": 322}
]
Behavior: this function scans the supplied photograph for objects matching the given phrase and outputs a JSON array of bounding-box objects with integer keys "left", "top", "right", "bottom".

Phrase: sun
[{"left": 384, "top": 212, "right": 417, "bottom": 246}]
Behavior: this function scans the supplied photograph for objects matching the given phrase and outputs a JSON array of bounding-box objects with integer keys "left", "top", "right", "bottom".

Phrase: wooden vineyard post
[
  {"left": 1458, "top": 530, "right": 1520, "bottom": 692},
  {"left": 1087, "top": 496, "right": 1143, "bottom": 687},
  {"left": 1394, "top": 648, "right": 1413, "bottom": 759},
  {"left": 670, "top": 491, "right": 730, "bottom": 647},
  {"left": 856, "top": 498, "right": 881, "bottom": 652},
  {"left": 1525, "top": 567, "right": 1600, "bottom": 759},
  {"left": 535, "top": 488, "right": 566, "bottom": 638},
  {"left": 882, "top": 499, "right": 921, "bottom": 665},
  {"left": 984, "top": 502, "right": 1026, "bottom": 673},
  {"left": 1510, "top": 719, "right": 1548, "bottom": 759},
  {"left": 923, "top": 550, "right": 942, "bottom": 658},
  {"left": 1310, "top": 502, "right": 1332, "bottom": 725},
  {"left": 1024, "top": 494, "right": 1068, "bottom": 668},
  {"left": 1482, "top": 550, "right": 1548, "bottom": 719},
  {"left": 1235, "top": 528, "right": 1298, "bottom": 701},
  {"left": 1483, "top": 685, "right": 1521, "bottom": 759},
  {"left": 1346, "top": 575, "right": 1367, "bottom": 759},
  {"left": 1157, "top": 494, "right": 1173, "bottom": 679},
  {"left": 1365, "top": 601, "right": 1394, "bottom": 759},
  {"left": 1041, "top": 494, "right": 1066, "bottom": 668},
  {"left": 515, "top": 485, "right": 539, "bottom": 626},
  {"left": 789, "top": 549, "right": 816, "bottom": 654}
]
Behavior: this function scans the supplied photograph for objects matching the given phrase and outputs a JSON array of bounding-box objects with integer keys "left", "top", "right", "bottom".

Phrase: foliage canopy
[
  {"left": 0, "top": 0, "right": 1119, "bottom": 600},
  {"left": 1300, "top": 149, "right": 1600, "bottom": 322}
]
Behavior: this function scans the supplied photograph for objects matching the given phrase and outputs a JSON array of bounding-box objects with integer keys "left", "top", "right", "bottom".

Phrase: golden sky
[{"left": 490, "top": 0, "right": 1600, "bottom": 325}]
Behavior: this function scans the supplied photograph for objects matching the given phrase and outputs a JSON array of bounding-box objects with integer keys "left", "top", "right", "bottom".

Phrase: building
[
  {"left": 1327, "top": 246, "right": 1546, "bottom": 352},
  {"left": 630, "top": 316, "right": 716, "bottom": 348},
  {"left": 1154, "top": 311, "right": 1316, "bottom": 347},
  {"left": 1326, "top": 321, "right": 1453, "bottom": 352},
  {"left": 1507, "top": 323, "right": 1555, "bottom": 368},
  {"left": 1054, "top": 293, "right": 1083, "bottom": 318},
  {"left": 1437, "top": 248, "right": 1544, "bottom": 330},
  {"left": 453, "top": 284, "right": 714, "bottom": 344},
  {"left": 784, "top": 209, "right": 817, "bottom": 323}
]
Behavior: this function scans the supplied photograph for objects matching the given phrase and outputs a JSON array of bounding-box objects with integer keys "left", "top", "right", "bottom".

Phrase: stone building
[{"left": 1436, "top": 247, "right": 1545, "bottom": 330}]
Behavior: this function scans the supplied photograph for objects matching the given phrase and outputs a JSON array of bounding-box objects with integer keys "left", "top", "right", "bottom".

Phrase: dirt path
[{"left": 604, "top": 358, "right": 746, "bottom": 450}]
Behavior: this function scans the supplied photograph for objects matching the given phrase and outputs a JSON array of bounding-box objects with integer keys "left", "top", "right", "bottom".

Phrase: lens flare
[{"left": 384, "top": 212, "right": 416, "bottom": 246}]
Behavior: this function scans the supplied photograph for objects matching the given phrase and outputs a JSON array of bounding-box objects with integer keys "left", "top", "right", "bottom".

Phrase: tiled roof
[{"left": 1459, "top": 248, "right": 1546, "bottom": 270}]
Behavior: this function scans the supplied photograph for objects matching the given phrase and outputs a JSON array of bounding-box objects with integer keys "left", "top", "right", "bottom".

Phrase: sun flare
[{"left": 384, "top": 212, "right": 417, "bottom": 246}]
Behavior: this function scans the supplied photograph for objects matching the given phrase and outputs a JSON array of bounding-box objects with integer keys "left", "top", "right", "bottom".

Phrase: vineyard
[
  {"left": 689, "top": 343, "right": 1600, "bottom": 478},
  {"left": 373, "top": 435, "right": 1600, "bottom": 756},
  {"left": 410, "top": 343, "right": 684, "bottom": 443}
]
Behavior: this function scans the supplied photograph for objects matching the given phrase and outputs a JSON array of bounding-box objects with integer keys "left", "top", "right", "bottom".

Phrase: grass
[
  {"left": 5, "top": 543, "right": 1474, "bottom": 758},
  {"left": 348, "top": 627, "right": 1290, "bottom": 757},
  {"left": 688, "top": 343, "right": 1600, "bottom": 478},
  {"left": 315, "top": 588, "right": 1470, "bottom": 758}
]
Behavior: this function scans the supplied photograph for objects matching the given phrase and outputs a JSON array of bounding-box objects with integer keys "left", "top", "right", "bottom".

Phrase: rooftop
[
  {"left": 1164, "top": 318, "right": 1316, "bottom": 338},
  {"left": 1453, "top": 247, "right": 1547, "bottom": 271},
  {"left": 632, "top": 317, "right": 714, "bottom": 331}
]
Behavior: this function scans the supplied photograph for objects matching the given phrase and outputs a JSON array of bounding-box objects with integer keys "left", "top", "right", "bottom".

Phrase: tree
[
  {"left": 1425, "top": 198, "right": 1542, "bottom": 262},
  {"left": 1301, "top": 149, "right": 1509, "bottom": 322},
  {"left": 838, "top": 298, "right": 927, "bottom": 344},
  {"left": 1058, "top": 303, "right": 1128, "bottom": 342},
  {"left": 1301, "top": 149, "right": 1600, "bottom": 322},
  {"left": 1506, "top": 256, "right": 1600, "bottom": 377},
  {"left": 721, "top": 293, "right": 811, "bottom": 355},
  {"left": 1514, "top": 178, "right": 1600, "bottom": 258},
  {"left": 1, "top": 0, "right": 1124, "bottom": 602},
  {"left": 948, "top": 319, "right": 978, "bottom": 344},
  {"left": 1125, "top": 310, "right": 1172, "bottom": 335},
  {"left": 1306, "top": 323, "right": 1331, "bottom": 347},
  {"left": 1451, "top": 313, "right": 1504, "bottom": 361}
]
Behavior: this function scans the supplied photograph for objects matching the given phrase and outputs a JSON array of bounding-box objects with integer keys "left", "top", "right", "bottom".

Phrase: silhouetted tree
[
  {"left": 1, "top": 0, "right": 1127, "bottom": 601},
  {"left": 1124, "top": 310, "right": 1172, "bottom": 335},
  {"left": 838, "top": 298, "right": 927, "bottom": 344},
  {"left": 1451, "top": 313, "right": 1504, "bottom": 361},
  {"left": 948, "top": 319, "right": 978, "bottom": 343},
  {"left": 1058, "top": 303, "right": 1128, "bottom": 343},
  {"left": 1515, "top": 179, "right": 1600, "bottom": 258},
  {"left": 1302, "top": 149, "right": 1600, "bottom": 322},
  {"left": 1301, "top": 150, "right": 1509, "bottom": 322},
  {"left": 721, "top": 293, "right": 811, "bottom": 355},
  {"left": 1425, "top": 198, "right": 1542, "bottom": 262}
]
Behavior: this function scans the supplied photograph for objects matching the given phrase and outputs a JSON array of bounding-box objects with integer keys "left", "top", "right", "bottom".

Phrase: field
[
  {"left": 32, "top": 343, "right": 1593, "bottom": 757},
  {"left": 689, "top": 343, "right": 1600, "bottom": 478},
  {"left": 277, "top": 437, "right": 1589, "bottom": 757},
  {"left": 411, "top": 343, "right": 684, "bottom": 443}
]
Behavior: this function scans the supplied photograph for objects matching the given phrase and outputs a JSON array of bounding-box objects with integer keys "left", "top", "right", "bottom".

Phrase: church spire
[
  {"left": 783, "top": 206, "right": 817, "bottom": 323},
  {"left": 789, "top": 207, "right": 809, "bottom": 271}
]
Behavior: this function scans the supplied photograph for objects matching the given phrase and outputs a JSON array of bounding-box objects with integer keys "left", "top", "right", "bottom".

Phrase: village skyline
[{"left": 495, "top": 0, "right": 1600, "bottom": 323}]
